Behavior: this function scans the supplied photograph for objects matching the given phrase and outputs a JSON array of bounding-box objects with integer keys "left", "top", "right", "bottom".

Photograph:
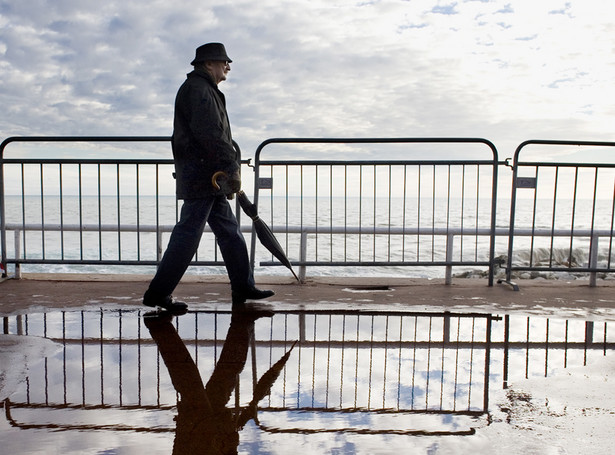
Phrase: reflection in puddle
[
  {"left": 0, "top": 308, "right": 612, "bottom": 453},
  {"left": 144, "top": 307, "right": 295, "bottom": 453}
]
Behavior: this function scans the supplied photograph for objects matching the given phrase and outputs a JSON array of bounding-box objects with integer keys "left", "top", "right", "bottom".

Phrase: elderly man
[{"left": 143, "top": 43, "right": 274, "bottom": 313}]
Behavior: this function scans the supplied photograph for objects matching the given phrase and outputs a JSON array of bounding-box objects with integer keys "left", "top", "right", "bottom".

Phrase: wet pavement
[
  {"left": 1, "top": 274, "right": 615, "bottom": 454},
  {"left": 2, "top": 273, "right": 615, "bottom": 317}
]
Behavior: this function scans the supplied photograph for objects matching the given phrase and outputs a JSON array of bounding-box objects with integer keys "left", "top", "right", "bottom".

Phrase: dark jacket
[{"left": 172, "top": 69, "right": 240, "bottom": 199}]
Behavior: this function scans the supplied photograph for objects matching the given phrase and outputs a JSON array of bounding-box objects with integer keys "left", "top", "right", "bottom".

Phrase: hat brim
[{"left": 191, "top": 57, "right": 232, "bottom": 65}]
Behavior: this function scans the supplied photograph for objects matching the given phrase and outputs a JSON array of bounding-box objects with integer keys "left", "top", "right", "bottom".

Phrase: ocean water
[{"left": 2, "top": 195, "right": 614, "bottom": 279}]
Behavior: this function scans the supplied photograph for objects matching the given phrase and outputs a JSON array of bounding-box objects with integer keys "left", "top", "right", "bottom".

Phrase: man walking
[{"left": 143, "top": 43, "right": 274, "bottom": 313}]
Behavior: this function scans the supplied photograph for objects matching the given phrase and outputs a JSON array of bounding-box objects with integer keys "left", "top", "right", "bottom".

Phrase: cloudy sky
[{"left": 0, "top": 0, "right": 613, "bottom": 160}]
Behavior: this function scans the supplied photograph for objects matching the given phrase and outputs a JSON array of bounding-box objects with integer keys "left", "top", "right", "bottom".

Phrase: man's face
[{"left": 206, "top": 60, "right": 231, "bottom": 84}]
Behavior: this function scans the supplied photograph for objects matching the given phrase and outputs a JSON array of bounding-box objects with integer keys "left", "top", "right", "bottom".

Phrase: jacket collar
[{"left": 188, "top": 69, "right": 217, "bottom": 87}]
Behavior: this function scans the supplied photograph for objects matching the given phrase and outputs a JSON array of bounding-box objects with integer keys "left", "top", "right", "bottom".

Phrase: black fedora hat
[{"left": 190, "top": 42, "right": 232, "bottom": 65}]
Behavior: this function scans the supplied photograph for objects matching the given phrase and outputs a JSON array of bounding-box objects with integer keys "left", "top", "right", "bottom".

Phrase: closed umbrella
[
  {"left": 212, "top": 171, "right": 299, "bottom": 281},
  {"left": 236, "top": 341, "right": 298, "bottom": 429}
]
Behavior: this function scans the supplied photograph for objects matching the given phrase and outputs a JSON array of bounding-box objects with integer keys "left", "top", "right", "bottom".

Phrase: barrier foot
[{"left": 497, "top": 279, "right": 519, "bottom": 291}]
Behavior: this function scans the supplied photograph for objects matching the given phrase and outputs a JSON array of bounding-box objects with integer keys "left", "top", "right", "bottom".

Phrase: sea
[{"left": 2, "top": 194, "right": 614, "bottom": 280}]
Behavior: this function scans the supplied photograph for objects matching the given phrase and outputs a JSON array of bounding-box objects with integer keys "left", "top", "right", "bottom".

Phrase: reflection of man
[
  {"left": 144, "top": 308, "right": 270, "bottom": 454},
  {"left": 143, "top": 42, "right": 274, "bottom": 313}
]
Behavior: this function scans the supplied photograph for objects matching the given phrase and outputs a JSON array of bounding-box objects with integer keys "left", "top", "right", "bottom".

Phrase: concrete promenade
[{"left": 2, "top": 273, "right": 615, "bottom": 319}]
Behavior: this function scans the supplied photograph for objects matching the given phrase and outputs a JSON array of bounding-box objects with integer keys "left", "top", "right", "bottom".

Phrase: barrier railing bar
[{"left": 6, "top": 223, "right": 614, "bottom": 278}]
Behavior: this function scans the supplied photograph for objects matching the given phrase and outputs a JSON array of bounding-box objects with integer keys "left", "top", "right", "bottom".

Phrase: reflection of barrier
[
  {"left": 501, "top": 315, "right": 614, "bottom": 389},
  {"left": 2, "top": 309, "right": 613, "bottom": 435},
  {"left": 2, "top": 399, "right": 175, "bottom": 432},
  {"left": 272, "top": 310, "right": 495, "bottom": 415},
  {"left": 254, "top": 408, "right": 485, "bottom": 436},
  {"left": 2, "top": 309, "right": 496, "bottom": 434}
]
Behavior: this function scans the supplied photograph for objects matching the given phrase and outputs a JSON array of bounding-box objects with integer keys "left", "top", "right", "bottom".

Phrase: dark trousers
[{"left": 148, "top": 195, "right": 255, "bottom": 297}]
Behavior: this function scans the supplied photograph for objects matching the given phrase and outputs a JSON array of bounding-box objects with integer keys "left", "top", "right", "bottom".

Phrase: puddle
[
  {"left": 1, "top": 307, "right": 613, "bottom": 454},
  {"left": 342, "top": 286, "right": 393, "bottom": 293}
]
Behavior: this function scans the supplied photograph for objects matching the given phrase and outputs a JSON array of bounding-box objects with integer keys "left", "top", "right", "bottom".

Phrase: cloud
[
  {"left": 431, "top": 3, "right": 459, "bottom": 15},
  {"left": 0, "top": 0, "right": 613, "bottom": 159}
]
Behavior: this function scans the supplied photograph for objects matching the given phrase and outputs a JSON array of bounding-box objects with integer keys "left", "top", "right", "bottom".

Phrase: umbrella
[
  {"left": 212, "top": 171, "right": 299, "bottom": 281},
  {"left": 236, "top": 341, "right": 298, "bottom": 429},
  {"left": 236, "top": 190, "right": 299, "bottom": 281}
]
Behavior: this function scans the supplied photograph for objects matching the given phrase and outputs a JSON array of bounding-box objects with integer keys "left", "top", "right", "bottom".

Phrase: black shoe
[
  {"left": 143, "top": 290, "right": 188, "bottom": 315},
  {"left": 232, "top": 287, "right": 275, "bottom": 305},
  {"left": 232, "top": 303, "right": 275, "bottom": 321},
  {"left": 143, "top": 310, "right": 174, "bottom": 324}
]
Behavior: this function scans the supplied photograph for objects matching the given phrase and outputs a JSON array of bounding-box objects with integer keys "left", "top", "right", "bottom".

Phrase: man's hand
[
  {"left": 212, "top": 170, "right": 241, "bottom": 199},
  {"left": 228, "top": 169, "right": 241, "bottom": 194}
]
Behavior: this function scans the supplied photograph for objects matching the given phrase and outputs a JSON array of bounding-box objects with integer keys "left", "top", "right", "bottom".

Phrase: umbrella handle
[
  {"left": 212, "top": 170, "right": 235, "bottom": 200},
  {"left": 211, "top": 170, "right": 228, "bottom": 191}
]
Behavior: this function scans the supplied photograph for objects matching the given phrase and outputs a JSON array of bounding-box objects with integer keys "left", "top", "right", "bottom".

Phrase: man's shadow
[{"left": 144, "top": 308, "right": 295, "bottom": 454}]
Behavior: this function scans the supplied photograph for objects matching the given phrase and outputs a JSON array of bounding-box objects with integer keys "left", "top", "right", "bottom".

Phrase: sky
[{"left": 0, "top": 0, "right": 613, "bottom": 161}]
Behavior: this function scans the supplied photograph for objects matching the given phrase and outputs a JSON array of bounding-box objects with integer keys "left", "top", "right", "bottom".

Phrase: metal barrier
[
  {"left": 0, "top": 136, "right": 247, "bottom": 278},
  {"left": 3, "top": 135, "right": 614, "bottom": 286},
  {"left": 502, "top": 140, "right": 615, "bottom": 289},
  {"left": 1, "top": 136, "right": 500, "bottom": 283},
  {"left": 251, "top": 138, "right": 499, "bottom": 284}
]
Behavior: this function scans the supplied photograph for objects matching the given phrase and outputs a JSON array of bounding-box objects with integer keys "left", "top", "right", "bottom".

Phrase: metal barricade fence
[
  {"left": 0, "top": 136, "right": 247, "bottom": 278},
  {"left": 1, "top": 136, "right": 500, "bottom": 283},
  {"left": 251, "top": 138, "right": 499, "bottom": 284},
  {"left": 502, "top": 140, "right": 615, "bottom": 289},
  {"left": 4, "top": 136, "right": 615, "bottom": 286}
]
